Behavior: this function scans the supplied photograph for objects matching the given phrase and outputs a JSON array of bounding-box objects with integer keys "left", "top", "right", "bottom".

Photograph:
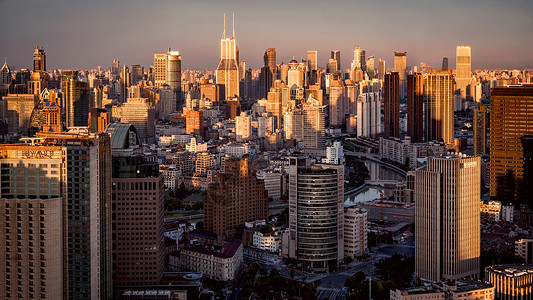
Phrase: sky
[{"left": 1, "top": 0, "right": 532, "bottom": 71}]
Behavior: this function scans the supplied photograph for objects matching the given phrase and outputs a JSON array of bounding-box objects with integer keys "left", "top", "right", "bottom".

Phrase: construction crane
[{"left": 377, "top": 189, "right": 391, "bottom": 224}]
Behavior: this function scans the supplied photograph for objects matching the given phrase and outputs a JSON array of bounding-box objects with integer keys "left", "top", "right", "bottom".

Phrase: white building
[
  {"left": 235, "top": 112, "right": 252, "bottom": 140},
  {"left": 344, "top": 206, "right": 368, "bottom": 257},
  {"left": 356, "top": 92, "right": 381, "bottom": 137},
  {"left": 161, "top": 166, "right": 181, "bottom": 190},
  {"left": 179, "top": 239, "right": 243, "bottom": 281},
  {"left": 325, "top": 141, "right": 345, "bottom": 165},
  {"left": 223, "top": 143, "right": 250, "bottom": 157},
  {"left": 256, "top": 171, "right": 284, "bottom": 201},
  {"left": 186, "top": 137, "right": 208, "bottom": 153},
  {"left": 252, "top": 231, "right": 281, "bottom": 253},
  {"left": 515, "top": 238, "right": 533, "bottom": 264}
]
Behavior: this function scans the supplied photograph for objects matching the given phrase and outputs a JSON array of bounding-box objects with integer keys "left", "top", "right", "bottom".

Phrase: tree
[
  {"left": 269, "top": 268, "right": 279, "bottom": 277},
  {"left": 195, "top": 221, "right": 204, "bottom": 231},
  {"left": 248, "top": 262, "right": 260, "bottom": 277},
  {"left": 259, "top": 268, "right": 268, "bottom": 276},
  {"left": 290, "top": 268, "right": 295, "bottom": 279}
]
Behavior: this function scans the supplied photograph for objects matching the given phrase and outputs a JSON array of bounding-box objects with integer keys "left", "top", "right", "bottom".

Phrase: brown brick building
[{"left": 204, "top": 158, "right": 268, "bottom": 237}]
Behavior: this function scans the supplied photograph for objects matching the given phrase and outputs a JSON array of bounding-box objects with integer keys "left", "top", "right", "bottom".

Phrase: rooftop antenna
[
  {"left": 223, "top": 13, "right": 226, "bottom": 39},
  {"left": 232, "top": 13, "right": 235, "bottom": 38}
]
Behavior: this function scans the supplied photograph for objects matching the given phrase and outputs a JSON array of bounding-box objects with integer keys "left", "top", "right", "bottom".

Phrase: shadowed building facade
[
  {"left": 407, "top": 72, "right": 424, "bottom": 142},
  {"left": 384, "top": 72, "right": 400, "bottom": 138},
  {"left": 490, "top": 85, "right": 533, "bottom": 206}
]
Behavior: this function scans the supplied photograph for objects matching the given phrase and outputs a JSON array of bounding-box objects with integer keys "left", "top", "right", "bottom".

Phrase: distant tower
[
  {"left": 216, "top": 13, "right": 240, "bottom": 100},
  {"left": 473, "top": 104, "right": 486, "bottom": 156},
  {"left": 367, "top": 56, "right": 375, "bottom": 78},
  {"left": 307, "top": 50, "right": 318, "bottom": 71},
  {"left": 33, "top": 45, "right": 46, "bottom": 72},
  {"left": 425, "top": 71, "right": 454, "bottom": 143},
  {"left": 442, "top": 57, "right": 449, "bottom": 70},
  {"left": 260, "top": 48, "right": 277, "bottom": 98},
  {"left": 394, "top": 52, "right": 407, "bottom": 99},
  {"left": 331, "top": 50, "right": 341, "bottom": 72},
  {"left": 456, "top": 46, "right": 471, "bottom": 100},
  {"left": 378, "top": 59, "right": 386, "bottom": 81},
  {"left": 384, "top": 72, "right": 400, "bottom": 137},
  {"left": 407, "top": 72, "right": 424, "bottom": 142}
]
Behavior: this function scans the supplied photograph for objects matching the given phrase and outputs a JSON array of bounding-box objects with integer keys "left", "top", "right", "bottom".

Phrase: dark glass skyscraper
[
  {"left": 407, "top": 72, "right": 424, "bottom": 142},
  {"left": 384, "top": 72, "right": 400, "bottom": 138}
]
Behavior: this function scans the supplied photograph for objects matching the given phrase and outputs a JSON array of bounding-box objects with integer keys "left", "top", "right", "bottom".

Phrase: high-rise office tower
[
  {"left": 331, "top": 50, "right": 341, "bottom": 71},
  {"left": 473, "top": 104, "right": 486, "bottom": 156},
  {"left": 326, "top": 59, "right": 338, "bottom": 74},
  {"left": 456, "top": 46, "right": 471, "bottom": 100},
  {"left": 33, "top": 45, "right": 46, "bottom": 72},
  {"left": 110, "top": 59, "right": 120, "bottom": 78},
  {"left": 345, "top": 80, "right": 358, "bottom": 115},
  {"left": 407, "top": 72, "right": 424, "bottom": 142},
  {"left": 120, "top": 65, "right": 130, "bottom": 102},
  {"left": 153, "top": 53, "right": 167, "bottom": 87},
  {"left": 185, "top": 110, "right": 205, "bottom": 139},
  {"left": 284, "top": 108, "right": 304, "bottom": 141},
  {"left": 287, "top": 59, "right": 304, "bottom": 90},
  {"left": 288, "top": 157, "right": 344, "bottom": 270},
  {"left": 384, "top": 72, "right": 400, "bottom": 137},
  {"left": 167, "top": 50, "right": 182, "bottom": 107},
  {"left": 267, "top": 80, "right": 290, "bottom": 130},
  {"left": 235, "top": 111, "right": 251, "bottom": 140},
  {"left": 490, "top": 85, "right": 533, "bottom": 205},
  {"left": 216, "top": 14, "right": 240, "bottom": 100},
  {"left": 357, "top": 92, "right": 381, "bottom": 137},
  {"left": 415, "top": 155, "right": 480, "bottom": 282},
  {"left": 1, "top": 131, "right": 113, "bottom": 300},
  {"left": 367, "top": 56, "right": 375, "bottom": 78},
  {"left": 394, "top": 52, "right": 407, "bottom": 99},
  {"left": 116, "top": 98, "right": 156, "bottom": 144},
  {"left": 260, "top": 48, "right": 277, "bottom": 99},
  {"left": 425, "top": 71, "right": 454, "bottom": 143},
  {"left": 107, "top": 124, "right": 165, "bottom": 286},
  {"left": 344, "top": 207, "right": 368, "bottom": 258},
  {"left": 378, "top": 58, "right": 386, "bottom": 81},
  {"left": 3, "top": 94, "right": 39, "bottom": 134},
  {"left": 130, "top": 65, "right": 144, "bottom": 86},
  {"left": 88, "top": 107, "right": 110, "bottom": 132},
  {"left": 64, "top": 77, "right": 91, "bottom": 128},
  {"left": 307, "top": 50, "right": 318, "bottom": 71},
  {"left": 204, "top": 157, "right": 268, "bottom": 237},
  {"left": 442, "top": 57, "right": 449, "bottom": 71},
  {"left": 329, "top": 79, "right": 346, "bottom": 127},
  {"left": 0, "top": 59, "right": 11, "bottom": 96},
  {"left": 351, "top": 45, "right": 366, "bottom": 71},
  {"left": 0, "top": 143, "right": 64, "bottom": 300},
  {"left": 29, "top": 46, "right": 49, "bottom": 95},
  {"left": 302, "top": 95, "right": 326, "bottom": 152}
]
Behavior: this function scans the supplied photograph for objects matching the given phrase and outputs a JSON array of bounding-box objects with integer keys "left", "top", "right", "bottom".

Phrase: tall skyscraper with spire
[{"left": 216, "top": 14, "right": 240, "bottom": 100}]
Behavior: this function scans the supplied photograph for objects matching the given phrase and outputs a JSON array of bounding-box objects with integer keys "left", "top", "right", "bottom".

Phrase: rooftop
[{"left": 486, "top": 264, "right": 533, "bottom": 278}]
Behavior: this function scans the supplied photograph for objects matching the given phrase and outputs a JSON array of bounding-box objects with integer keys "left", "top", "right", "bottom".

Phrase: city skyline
[{"left": 1, "top": 0, "right": 532, "bottom": 70}]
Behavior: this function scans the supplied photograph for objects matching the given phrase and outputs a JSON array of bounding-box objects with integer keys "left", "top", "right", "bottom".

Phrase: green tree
[{"left": 248, "top": 262, "right": 260, "bottom": 278}]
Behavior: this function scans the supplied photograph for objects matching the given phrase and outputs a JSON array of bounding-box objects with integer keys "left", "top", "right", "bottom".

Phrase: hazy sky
[{"left": 1, "top": 0, "right": 532, "bottom": 71}]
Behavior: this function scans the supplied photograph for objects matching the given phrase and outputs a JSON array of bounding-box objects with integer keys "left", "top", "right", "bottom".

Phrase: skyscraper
[
  {"left": 130, "top": 64, "right": 144, "bottom": 85},
  {"left": 29, "top": 46, "right": 49, "bottom": 95},
  {"left": 153, "top": 53, "right": 167, "bottom": 87},
  {"left": 456, "top": 46, "right": 471, "bottom": 100},
  {"left": 307, "top": 50, "right": 318, "bottom": 71},
  {"left": 328, "top": 79, "right": 345, "bottom": 127},
  {"left": 384, "top": 72, "right": 400, "bottom": 137},
  {"left": 407, "top": 72, "right": 424, "bottom": 142},
  {"left": 288, "top": 157, "right": 344, "bottom": 270},
  {"left": 415, "top": 155, "right": 480, "bottom": 282},
  {"left": 473, "top": 104, "right": 486, "bottom": 156},
  {"left": 260, "top": 48, "right": 277, "bottom": 99},
  {"left": 378, "top": 58, "right": 386, "bottom": 81},
  {"left": 185, "top": 110, "right": 205, "bottom": 139},
  {"left": 204, "top": 157, "right": 268, "bottom": 237},
  {"left": 302, "top": 95, "right": 326, "bottom": 153},
  {"left": 442, "top": 57, "right": 449, "bottom": 71},
  {"left": 107, "top": 124, "right": 164, "bottom": 286},
  {"left": 394, "top": 52, "right": 407, "bottom": 99},
  {"left": 216, "top": 14, "right": 240, "bottom": 100},
  {"left": 11, "top": 131, "right": 113, "bottom": 300},
  {"left": 64, "top": 77, "right": 91, "bottom": 128},
  {"left": 331, "top": 50, "right": 341, "bottom": 71},
  {"left": 357, "top": 92, "right": 381, "bottom": 137},
  {"left": 490, "top": 85, "right": 533, "bottom": 205},
  {"left": 366, "top": 56, "right": 375, "bottom": 78},
  {"left": 115, "top": 98, "right": 156, "bottom": 144},
  {"left": 425, "top": 71, "right": 454, "bottom": 143}
]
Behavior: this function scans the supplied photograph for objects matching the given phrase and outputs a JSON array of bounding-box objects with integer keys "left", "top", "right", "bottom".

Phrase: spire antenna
[
  {"left": 232, "top": 13, "right": 235, "bottom": 38},
  {"left": 223, "top": 13, "right": 226, "bottom": 39}
]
